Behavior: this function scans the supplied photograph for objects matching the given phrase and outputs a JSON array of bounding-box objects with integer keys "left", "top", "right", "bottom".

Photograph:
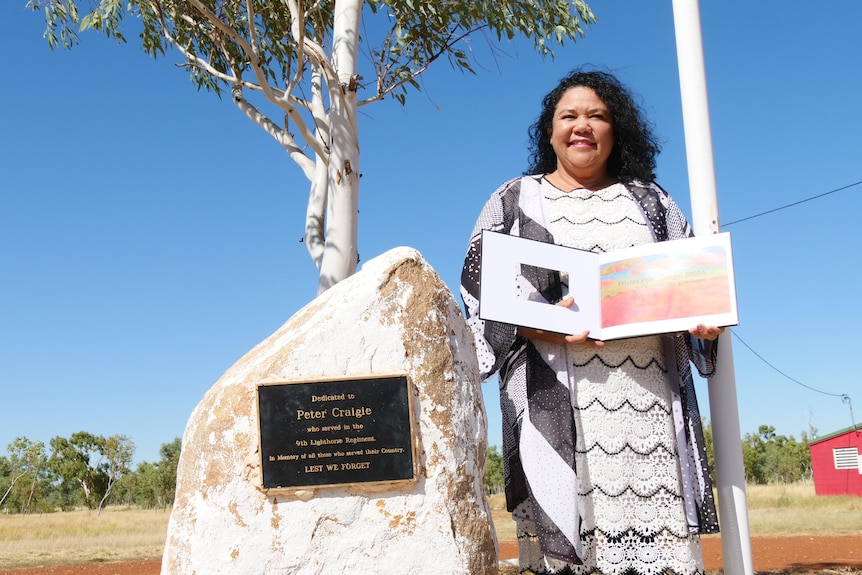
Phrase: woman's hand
[
  {"left": 689, "top": 323, "right": 724, "bottom": 341},
  {"left": 516, "top": 296, "right": 606, "bottom": 348}
]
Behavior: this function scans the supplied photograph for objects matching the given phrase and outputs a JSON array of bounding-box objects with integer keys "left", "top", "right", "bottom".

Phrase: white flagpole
[{"left": 670, "top": 1, "right": 754, "bottom": 574}]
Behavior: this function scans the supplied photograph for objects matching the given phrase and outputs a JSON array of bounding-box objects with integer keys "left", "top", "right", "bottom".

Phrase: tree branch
[
  {"left": 170, "top": 0, "right": 329, "bottom": 161},
  {"left": 246, "top": 0, "right": 261, "bottom": 67},
  {"left": 231, "top": 87, "right": 316, "bottom": 179},
  {"left": 360, "top": 23, "right": 488, "bottom": 106},
  {"left": 309, "top": 65, "right": 331, "bottom": 149},
  {"left": 285, "top": 0, "right": 307, "bottom": 100}
]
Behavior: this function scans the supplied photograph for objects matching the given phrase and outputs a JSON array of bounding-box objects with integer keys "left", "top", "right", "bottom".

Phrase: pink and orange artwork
[{"left": 599, "top": 245, "right": 731, "bottom": 328}]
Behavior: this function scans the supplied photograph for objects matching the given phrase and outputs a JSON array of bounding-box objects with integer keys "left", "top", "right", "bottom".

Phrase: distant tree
[
  {"left": 0, "top": 443, "right": 28, "bottom": 509},
  {"left": 134, "top": 461, "right": 161, "bottom": 508},
  {"left": 741, "top": 425, "right": 812, "bottom": 484},
  {"left": 111, "top": 465, "right": 137, "bottom": 507},
  {"left": 115, "top": 461, "right": 159, "bottom": 509},
  {"left": 773, "top": 435, "right": 811, "bottom": 484},
  {"left": 0, "top": 456, "right": 9, "bottom": 504},
  {"left": 0, "top": 437, "right": 47, "bottom": 513},
  {"left": 156, "top": 437, "right": 181, "bottom": 508},
  {"left": 742, "top": 425, "right": 773, "bottom": 484},
  {"left": 28, "top": 0, "right": 596, "bottom": 294},
  {"left": 483, "top": 445, "right": 504, "bottom": 495},
  {"left": 797, "top": 428, "right": 815, "bottom": 484},
  {"left": 92, "top": 437, "right": 180, "bottom": 509},
  {"left": 0, "top": 438, "right": 46, "bottom": 512},
  {"left": 741, "top": 440, "right": 759, "bottom": 484},
  {"left": 701, "top": 418, "right": 715, "bottom": 484},
  {"left": 48, "top": 431, "right": 108, "bottom": 508},
  {"left": 96, "top": 434, "right": 135, "bottom": 514}
]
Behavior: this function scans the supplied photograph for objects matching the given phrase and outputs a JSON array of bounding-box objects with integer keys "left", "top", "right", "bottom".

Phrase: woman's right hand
[{"left": 516, "top": 296, "right": 605, "bottom": 348}]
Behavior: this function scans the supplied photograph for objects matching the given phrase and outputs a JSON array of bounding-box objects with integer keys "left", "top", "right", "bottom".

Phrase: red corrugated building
[{"left": 809, "top": 425, "right": 862, "bottom": 496}]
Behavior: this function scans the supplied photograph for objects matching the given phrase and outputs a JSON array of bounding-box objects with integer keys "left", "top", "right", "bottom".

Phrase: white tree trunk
[
  {"left": 317, "top": 0, "right": 362, "bottom": 294},
  {"left": 0, "top": 473, "right": 23, "bottom": 507},
  {"left": 304, "top": 66, "right": 328, "bottom": 269},
  {"left": 305, "top": 155, "right": 328, "bottom": 270}
]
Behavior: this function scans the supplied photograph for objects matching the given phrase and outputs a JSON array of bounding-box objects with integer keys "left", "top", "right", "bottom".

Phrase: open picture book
[{"left": 478, "top": 230, "right": 738, "bottom": 341}]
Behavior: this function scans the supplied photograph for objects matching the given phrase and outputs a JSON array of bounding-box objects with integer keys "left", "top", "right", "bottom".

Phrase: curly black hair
[{"left": 525, "top": 69, "right": 661, "bottom": 183}]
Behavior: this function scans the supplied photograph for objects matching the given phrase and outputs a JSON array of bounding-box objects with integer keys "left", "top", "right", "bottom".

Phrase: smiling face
[{"left": 549, "top": 86, "right": 615, "bottom": 189}]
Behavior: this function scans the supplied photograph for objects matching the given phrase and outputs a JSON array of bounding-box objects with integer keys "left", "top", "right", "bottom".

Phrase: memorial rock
[{"left": 161, "top": 247, "right": 497, "bottom": 574}]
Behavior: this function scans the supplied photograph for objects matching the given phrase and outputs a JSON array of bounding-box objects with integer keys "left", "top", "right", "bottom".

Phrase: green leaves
[
  {"left": 366, "top": 0, "right": 597, "bottom": 105},
  {"left": 2, "top": 435, "right": 174, "bottom": 511},
  {"left": 0, "top": 437, "right": 47, "bottom": 511},
  {"left": 742, "top": 424, "right": 813, "bottom": 484},
  {"left": 27, "top": 0, "right": 597, "bottom": 107},
  {"left": 26, "top": 0, "right": 81, "bottom": 50},
  {"left": 483, "top": 445, "right": 505, "bottom": 494},
  {"left": 79, "top": 0, "right": 126, "bottom": 43}
]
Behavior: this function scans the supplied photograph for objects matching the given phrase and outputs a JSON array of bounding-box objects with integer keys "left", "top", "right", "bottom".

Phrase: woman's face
[{"left": 549, "top": 86, "right": 615, "bottom": 183}]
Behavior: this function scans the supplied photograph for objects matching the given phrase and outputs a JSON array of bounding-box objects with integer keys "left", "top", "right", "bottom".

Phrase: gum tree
[
  {"left": 0, "top": 437, "right": 47, "bottom": 513},
  {"left": 47, "top": 431, "right": 135, "bottom": 510},
  {"left": 30, "top": 0, "right": 595, "bottom": 293},
  {"left": 96, "top": 434, "right": 135, "bottom": 514},
  {"left": 48, "top": 432, "right": 107, "bottom": 508}
]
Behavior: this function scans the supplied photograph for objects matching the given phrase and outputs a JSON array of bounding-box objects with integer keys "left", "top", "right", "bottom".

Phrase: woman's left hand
[{"left": 689, "top": 324, "right": 724, "bottom": 341}]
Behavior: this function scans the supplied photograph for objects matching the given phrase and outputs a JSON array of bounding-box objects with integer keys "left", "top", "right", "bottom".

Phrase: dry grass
[
  {"left": 744, "top": 483, "right": 862, "bottom": 534},
  {"left": 488, "top": 493, "right": 516, "bottom": 542},
  {"left": 0, "top": 486, "right": 860, "bottom": 570},
  {"left": 0, "top": 507, "right": 168, "bottom": 568}
]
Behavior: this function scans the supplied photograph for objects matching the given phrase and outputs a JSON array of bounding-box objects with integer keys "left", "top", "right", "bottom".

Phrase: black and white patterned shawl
[{"left": 460, "top": 175, "right": 720, "bottom": 565}]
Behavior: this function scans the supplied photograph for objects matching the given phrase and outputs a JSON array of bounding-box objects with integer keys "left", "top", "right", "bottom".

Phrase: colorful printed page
[{"left": 479, "top": 230, "right": 737, "bottom": 340}]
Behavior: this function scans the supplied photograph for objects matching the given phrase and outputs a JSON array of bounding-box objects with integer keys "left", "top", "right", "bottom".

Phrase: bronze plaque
[{"left": 257, "top": 375, "right": 415, "bottom": 490}]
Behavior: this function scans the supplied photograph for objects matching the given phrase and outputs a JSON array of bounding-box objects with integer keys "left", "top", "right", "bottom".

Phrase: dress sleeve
[
  {"left": 460, "top": 179, "right": 520, "bottom": 380},
  {"left": 686, "top": 334, "right": 719, "bottom": 377}
]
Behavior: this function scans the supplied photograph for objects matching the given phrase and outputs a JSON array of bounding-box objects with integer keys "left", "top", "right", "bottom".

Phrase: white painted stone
[{"left": 161, "top": 247, "right": 497, "bottom": 574}]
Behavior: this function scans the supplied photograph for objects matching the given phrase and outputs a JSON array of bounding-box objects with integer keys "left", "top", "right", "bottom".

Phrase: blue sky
[{"left": 2, "top": 1, "right": 861, "bottom": 466}]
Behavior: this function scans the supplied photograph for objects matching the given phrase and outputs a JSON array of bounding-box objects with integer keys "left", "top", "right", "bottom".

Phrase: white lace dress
[{"left": 515, "top": 179, "right": 704, "bottom": 575}]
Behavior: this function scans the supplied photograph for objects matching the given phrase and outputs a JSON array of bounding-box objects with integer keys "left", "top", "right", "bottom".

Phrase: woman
[{"left": 461, "top": 69, "right": 723, "bottom": 575}]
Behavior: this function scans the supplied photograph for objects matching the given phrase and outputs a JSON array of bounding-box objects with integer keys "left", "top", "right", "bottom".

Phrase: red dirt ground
[{"left": 0, "top": 534, "right": 860, "bottom": 574}]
